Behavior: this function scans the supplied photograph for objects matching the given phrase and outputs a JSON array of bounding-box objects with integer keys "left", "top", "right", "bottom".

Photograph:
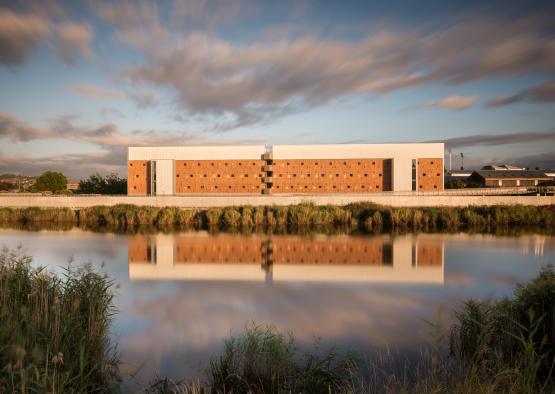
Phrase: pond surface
[{"left": 1, "top": 229, "right": 553, "bottom": 388}]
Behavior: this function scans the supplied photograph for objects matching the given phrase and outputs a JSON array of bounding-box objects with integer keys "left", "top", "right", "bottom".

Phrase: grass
[
  {"left": 0, "top": 247, "right": 119, "bottom": 393},
  {"left": 1, "top": 203, "right": 554, "bottom": 234}
]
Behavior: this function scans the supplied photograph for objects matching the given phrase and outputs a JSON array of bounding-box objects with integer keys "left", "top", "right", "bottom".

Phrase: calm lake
[{"left": 1, "top": 229, "right": 553, "bottom": 388}]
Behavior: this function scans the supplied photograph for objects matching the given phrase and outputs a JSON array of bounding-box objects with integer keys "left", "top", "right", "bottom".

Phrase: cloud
[
  {"left": 73, "top": 84, "right": 125, "bottom": 99},
  {"left": 0, "top": 9, "right": 50, "bottom": 66},
  {"left": 54, "top": 21, "right": 94, "bottom": 64},
  {"left": 128, "top": 91, "right": 159, "bottom": 108},
  {"left": 434, "top": 129, "right": 555, "bottom": 149},
  {"left": 486, "top": 80, "right": 555, "bottom": 107},
  {"left": 0, "top": 112, "right": 266, "bottom": 176},
  {"left": 411, "top": 95, "right": 480, "bottom": 110},
  {"left": 107, "top": 11, "right": 555, "bottom": 130}
]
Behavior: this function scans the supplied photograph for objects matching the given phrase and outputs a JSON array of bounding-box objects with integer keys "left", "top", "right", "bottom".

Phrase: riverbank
[
  {"left": 0, "top": 204, "right": 554, "bottom": 233},
  {"left": 1, "top": 248, "right": 553, "bottom": 393},
  {"left": 1, "top": 192, "right": 554, "bottom": 209}
]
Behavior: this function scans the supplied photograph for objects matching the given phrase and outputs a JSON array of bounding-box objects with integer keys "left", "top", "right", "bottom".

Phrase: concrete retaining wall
[{"left": 1, "top": 194, "right": 553, "bottom": 209}]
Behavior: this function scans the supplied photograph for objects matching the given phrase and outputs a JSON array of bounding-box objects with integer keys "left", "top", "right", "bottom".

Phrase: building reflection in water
[{"left": 128, "top": 233, "right": 444, "bottom": 284}]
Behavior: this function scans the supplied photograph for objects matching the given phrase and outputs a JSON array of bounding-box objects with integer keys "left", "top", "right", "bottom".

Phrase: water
[{"left": 1, "top": 229, "right": 553, "bottom": 388}]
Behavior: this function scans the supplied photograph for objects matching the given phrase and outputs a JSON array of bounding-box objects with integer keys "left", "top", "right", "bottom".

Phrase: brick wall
[
  {"left": 174, "top": 235, "right": 264, "bottom": 263},
  {"left": 128, "top": 235, "right": 150, "bottom": 263},
  {"left": 271, "top": 159, "right": 392, "bottom": 193},
  {"left": 271, "top": 236, "right": 391, "bottom": 264},
  {"left": 128, "top": 160, "right": 150, "bottom": 195},
  {"left": 175, "top": 160, "right": 266, "bottom": 194},
  {"left": 416, "top": 242, "right": 443, "bottom": 266},
  {"left": 417, "top": 158, "right": 443, "bottom": 191}
]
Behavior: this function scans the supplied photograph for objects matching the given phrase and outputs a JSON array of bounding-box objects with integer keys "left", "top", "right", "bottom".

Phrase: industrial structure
[{"left": 127, "top": 143, "right": 445, "bottom": 195}]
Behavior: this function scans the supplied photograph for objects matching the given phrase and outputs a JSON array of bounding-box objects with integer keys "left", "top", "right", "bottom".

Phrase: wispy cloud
[
  {"left": 432, "top": 129, "right": 555, "bottom": 148},
  {"left": 486, "top": 80, "right": 555, "bottom": 107},
  {"left": 73, "top": 84, "right": 125, "bottom": 99},
  {"left": 410, "top": 95, "right": 480, "bottom": 110},
  {"left": 54, "top": 22, "right": 94, "bottom": 65}
]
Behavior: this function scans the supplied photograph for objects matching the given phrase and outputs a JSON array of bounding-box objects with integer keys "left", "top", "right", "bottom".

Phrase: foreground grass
[
  {"left": 1, "top": 247, "right": 553, "bottom": 393},
  {"left": 0, "top": 247, "right": 119, "bottom": 393},
  {"left": 1, "top": 203, "right": 554, "bottom": 234}
]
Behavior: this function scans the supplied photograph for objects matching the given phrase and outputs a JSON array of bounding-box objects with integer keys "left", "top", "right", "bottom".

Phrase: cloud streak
[
  {"left": 411, "top": 95, "right": 479, "bottom": 110},
  {"left": 486, "top": 80, "right": 555, "bottom": 107},
  {"left": 433, "top": 129, "right": 555, "bottom": 148}
]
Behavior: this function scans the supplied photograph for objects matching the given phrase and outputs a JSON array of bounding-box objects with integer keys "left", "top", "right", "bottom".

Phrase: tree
[
  {"left": 34, "top": 171, "right": 67, "bottom": 192},
  {"left": 77, "top": 173, "right": 127, "bottom": 195},
  {"left": 445, "top": 179, "right": 466, "bottom": 189}
]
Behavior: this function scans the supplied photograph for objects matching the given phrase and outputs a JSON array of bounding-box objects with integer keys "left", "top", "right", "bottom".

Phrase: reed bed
[
  {"left": 0, "top": 247, "right": 119, "bottom": 393},
  {"left": 0, "top": 203, "right": 554, "bottom": 233}
]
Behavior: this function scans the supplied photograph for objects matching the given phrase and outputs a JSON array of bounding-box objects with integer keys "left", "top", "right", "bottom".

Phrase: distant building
[
  {"left": 469, "top": 170, "right": 551, "bottom": 188},
  {"left": 445, "top": 169, "right": 473, "bottom": 182},
  {"left": 481, "top": 164, "right": 525, "bottom": 171},
  {"left": 67, "top": 180, "right": 80, "bottom": 190}
]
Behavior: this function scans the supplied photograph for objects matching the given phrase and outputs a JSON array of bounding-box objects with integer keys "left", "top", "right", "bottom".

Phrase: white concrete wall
[
  {"left": 1, "top": 194, "right": 553, "bottom": 208},
  {"left": 272, "top": 144, "right": 444, "bottom": 191},
  {"left": 128, "top": 146, "right": 265, "bottom": 160},
  {"left": 155, "top": 160, "right": 174, "bottom": 195}
]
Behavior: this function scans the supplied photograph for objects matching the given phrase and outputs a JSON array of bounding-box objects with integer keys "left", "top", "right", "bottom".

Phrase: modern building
[
  {"left": 127, "top": 143, "right": 445, "bottom": 195},
  {"left": 468, "top": 170, "right": 551, "bottom": 187}
]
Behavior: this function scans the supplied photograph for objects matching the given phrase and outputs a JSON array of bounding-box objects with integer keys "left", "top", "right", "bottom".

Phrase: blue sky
[{"left": 0, "top": 0, "right": 554, "bottom": 177}]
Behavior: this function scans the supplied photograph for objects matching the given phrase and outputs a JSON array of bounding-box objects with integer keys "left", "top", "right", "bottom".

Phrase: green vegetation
[
  {"left": 0, "top": 181, "right": 17, "bottom": 191},
  {"left": 1, "top": 247, "right": 553, "bottom": 393},
  {"left": 0, "top": 203, "right": 554, "bottom": 234},
  {"left": 77, "top": 173, "right": 127, "bottom": 195},
  {"left": 0, "top": 248, "right": 119, "bottom": 393},
  {"left": 445, "top": 179, "right": 466, "bottom": 189},
  {"left": 31, "top": 171, "right": 67, "bottom": 193}
]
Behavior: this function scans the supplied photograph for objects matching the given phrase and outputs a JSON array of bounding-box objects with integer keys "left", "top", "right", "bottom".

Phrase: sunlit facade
[{"left": 127, "top": 143, "right": 445, "bottom": 195}]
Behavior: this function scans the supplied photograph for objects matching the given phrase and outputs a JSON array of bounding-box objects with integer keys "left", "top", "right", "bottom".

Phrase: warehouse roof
[{"left": 472, "top": 170, "right": 551, "bottom": 179}]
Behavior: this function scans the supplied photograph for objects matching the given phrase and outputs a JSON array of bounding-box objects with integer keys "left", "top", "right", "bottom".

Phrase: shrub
[{"left": 222, "top": 208, "right": 241, "bottom": 227}]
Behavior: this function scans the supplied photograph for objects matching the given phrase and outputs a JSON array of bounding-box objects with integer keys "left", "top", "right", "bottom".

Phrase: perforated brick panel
[
  {"left": 175, "top": 160, "right": 266, "bottom": 193},
  {"left": 417, "top": 242, "right": 443, "bottom": 266},
  {"left": 417, "top": 158, "right": 443, "bottom": 191},
  {"left": 271, "top": 159, "right": 392, "bottom": 193},
  {"left": 128, "top": 236, "right": 150, "bottom": 263},
  {"left": 271, "top": 236, "right": 391, "bottom": 265},
  {"left": 128, "top": 160, "right": 150, "bottom": 195},
  {"left": 174, "top": 235, "right": 264, "bottom": 263}
]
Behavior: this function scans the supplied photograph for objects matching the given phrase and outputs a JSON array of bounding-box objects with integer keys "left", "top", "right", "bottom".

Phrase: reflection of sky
[{"left": 0, "top": 229, "right": 553, "bottom": 387}]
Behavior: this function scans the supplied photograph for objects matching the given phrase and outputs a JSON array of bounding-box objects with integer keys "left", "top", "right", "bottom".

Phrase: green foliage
[
  {"left": 222, "top": 207, "right": 242, "bottom": 227},
  {"left": 207, "top": 324, "right": 356, "bottom": 394},
  {"left": 445, "top": 179, "right": 466, "bottom": 189},
  {"left": 33, "top": 171, "right": 67, "bottom": 192},
  {"left": 205, "top": 208, "right": 223, "bottom": 226},
  {"left": 0, "top": 181, "right": 17, "bottom": 191},
  {"left": 77, "top": 173, "right": 127, "bottom": 195},
  {"left": 450, "top": 265, "right": 555, "bottom": 392},
  {"left": 0, "top": 248, "right": 119, "bottom": 393}
]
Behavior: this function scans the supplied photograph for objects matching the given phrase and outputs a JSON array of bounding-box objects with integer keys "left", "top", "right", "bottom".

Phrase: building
[
  {"left": 481, "top": 164, "right": 525, "bottom": 171},
  {"left": 66, "top": 179, "right": 80, "bottom": 191},
  {"left": 468, "top": 170, "right": 551, "bottom": 188},
  {"left": 127, "top": 143, "right": 444, "bottom": 195}
]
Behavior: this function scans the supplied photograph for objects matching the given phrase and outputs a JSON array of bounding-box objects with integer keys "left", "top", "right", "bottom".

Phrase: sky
[{"left": 0, "top": 0, "right": 554, "bottom": 178}]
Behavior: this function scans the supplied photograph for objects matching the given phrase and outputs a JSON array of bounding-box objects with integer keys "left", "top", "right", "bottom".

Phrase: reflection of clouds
[{"left": 119, "top": 282, "right": 441, "bottom": 382}]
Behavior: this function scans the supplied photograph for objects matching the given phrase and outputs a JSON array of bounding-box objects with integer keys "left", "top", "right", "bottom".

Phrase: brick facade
[
  {"left": 271, "top": 159, "right": 392, "bottom": 193},
  {"left": 175, "top": 160, "right": 266, "bottom": 194},
  {"left": 417, "top": 158, "right": 443, "bottom": 191},
  {"left": 416, "top": 242, "right": 443, "bottom": 266},
  {"left": 128, "top": 160, "right": 150, "bottom": 195}
]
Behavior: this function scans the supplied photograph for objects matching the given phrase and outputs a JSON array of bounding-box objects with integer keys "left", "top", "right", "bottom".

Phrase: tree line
[{"left": 21, "top": 171, "right": 127, "bottom": 194}]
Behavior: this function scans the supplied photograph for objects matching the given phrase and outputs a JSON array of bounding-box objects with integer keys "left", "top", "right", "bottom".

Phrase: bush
[
  {"left": 222, "top": 208, "right": 242, "bottom": 227},
  {"left": 33, "top": 171, "right": 67, "bottom": 192},
  {"left": 450, "top": 265, "right": 555, "bottom": 391},
  {"left": 77, "top": 173, "right": 127, "bottom": 195},
  {"left": 207, "top": 324, "right": 356, "bottom": 394}
]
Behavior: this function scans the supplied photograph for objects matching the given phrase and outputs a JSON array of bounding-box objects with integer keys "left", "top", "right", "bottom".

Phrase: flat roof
[{"left": 473, "top": 170, "right": 551, "bottom": 179}]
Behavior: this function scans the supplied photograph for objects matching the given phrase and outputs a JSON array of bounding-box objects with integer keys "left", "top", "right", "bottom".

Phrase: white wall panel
[
  {"left": 129, "top": 146, "right": 265, "bottom": 160},
  {"left": 155, "top": 160, "right": 174, "bottom": 195}
]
